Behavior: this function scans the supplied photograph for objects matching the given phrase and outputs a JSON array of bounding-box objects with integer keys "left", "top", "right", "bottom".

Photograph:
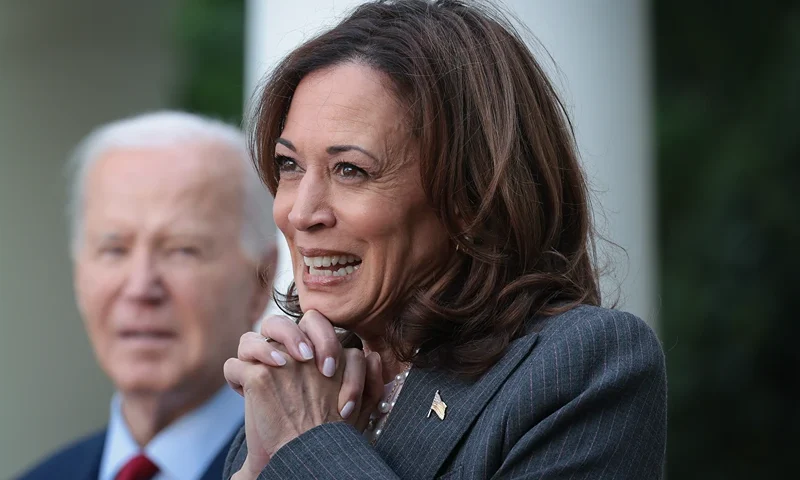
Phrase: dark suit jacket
[
  {"left": 224, "top": 305, "right": 667, "bottom": 479},
  {"left": 17, "top": 424, "right": 240, "bottom": 480}
]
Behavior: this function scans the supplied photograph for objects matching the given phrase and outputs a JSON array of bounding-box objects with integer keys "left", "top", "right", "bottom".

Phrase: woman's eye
[
  {"left": 275, "top": 155, "right": 298, "bottom": 173},
  {"left": 334, "top": 162, "right": 367, "bottom": 179}
]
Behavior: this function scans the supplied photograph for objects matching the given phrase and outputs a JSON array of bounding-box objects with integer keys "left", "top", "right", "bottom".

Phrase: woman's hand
[{"left": 224, "top": 310, "right": 383, "bottom": 476}]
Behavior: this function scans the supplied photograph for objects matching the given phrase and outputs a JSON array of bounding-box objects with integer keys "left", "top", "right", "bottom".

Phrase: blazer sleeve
[
  {"left": 225, "top": 422, "right": 399, "bottom": 479},
  {"left": 494, "top": 310, "right": 667, "bottom": 479},
  {"left": 222, "top": 426, "right": 246, "bottom": 479}
]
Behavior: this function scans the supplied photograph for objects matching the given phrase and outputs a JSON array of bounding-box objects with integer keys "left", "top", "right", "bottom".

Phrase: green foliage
[
  {"left": 656, "top": 0, "right": 800, "bottom": 477},
  {"left": 172, "top": 0, "right": 245, "bottom": 125}
]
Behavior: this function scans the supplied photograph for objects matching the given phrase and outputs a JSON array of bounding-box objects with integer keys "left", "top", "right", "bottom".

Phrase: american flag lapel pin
[{"left": 427, "top": 389, "right": 447, "bottom": 420}]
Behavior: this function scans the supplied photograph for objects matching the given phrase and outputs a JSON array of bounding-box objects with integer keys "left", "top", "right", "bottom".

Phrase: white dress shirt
[{"left": 99, "top": 386, "right": 244, "bottom": 480}]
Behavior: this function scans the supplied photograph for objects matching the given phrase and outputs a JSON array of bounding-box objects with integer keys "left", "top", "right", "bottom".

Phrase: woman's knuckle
[
  {"left": 252, "top": 366, "right": 272, "bottom": 385},
  {"left": 345, "top": 348, "right": 365, "bottom": 363},
  {"left": 223, "top": 357, "right": 237, "bottom": 373}
]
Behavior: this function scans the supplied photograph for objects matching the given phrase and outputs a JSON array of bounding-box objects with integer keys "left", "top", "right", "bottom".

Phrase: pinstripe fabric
[{"left": 223, "top": 305, "right": 667, "bottom": 479}]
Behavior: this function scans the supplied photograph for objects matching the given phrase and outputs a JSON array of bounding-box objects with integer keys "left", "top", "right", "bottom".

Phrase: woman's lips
[{"left": 298, "top": 249, "right": 363, "bottom": 287}]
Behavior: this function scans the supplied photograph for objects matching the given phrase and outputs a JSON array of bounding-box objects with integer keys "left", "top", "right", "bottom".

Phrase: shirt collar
[{"left": 99, "top": 387, "right": 243, "bottom": 480}]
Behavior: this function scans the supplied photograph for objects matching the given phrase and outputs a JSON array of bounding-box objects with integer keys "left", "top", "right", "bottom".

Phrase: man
[{"left": 18, "top": 111, "right": 276, "bottom": 480}]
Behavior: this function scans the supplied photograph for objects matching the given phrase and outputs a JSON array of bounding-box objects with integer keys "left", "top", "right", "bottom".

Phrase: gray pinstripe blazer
[{"left": 223, "top": 305, "right": 667, "bottom": 479}]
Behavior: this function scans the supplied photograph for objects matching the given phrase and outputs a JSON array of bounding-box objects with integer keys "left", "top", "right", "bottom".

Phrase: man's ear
[{"left": 250, "top": 244, "right": 278, "bottom": 324}]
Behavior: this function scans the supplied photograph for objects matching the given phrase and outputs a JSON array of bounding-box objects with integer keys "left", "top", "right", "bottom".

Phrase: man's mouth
[{"left": 118, "top": 328, "right": 177, "bottom": 342}]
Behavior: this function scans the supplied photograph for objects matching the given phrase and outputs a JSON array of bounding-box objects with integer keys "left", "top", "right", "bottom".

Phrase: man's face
[{"left": 74, "top": 143, "right": 270, "bottom": 399}]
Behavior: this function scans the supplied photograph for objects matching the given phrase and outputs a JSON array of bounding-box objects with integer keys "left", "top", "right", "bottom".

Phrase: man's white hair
[{"left": 67, "top": 110, "right": 274, "bottom": 263}]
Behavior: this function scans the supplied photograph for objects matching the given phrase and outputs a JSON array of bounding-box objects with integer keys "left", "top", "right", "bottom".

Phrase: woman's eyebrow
[
  {"left": 326, "top": 144, "right": 382, "bottom": 163},
  {"left": 277, "top": 138, "right": 384, "bottom": 165},
  {"left": 276, "top": 137, "right": 296, "bottom": 151}
]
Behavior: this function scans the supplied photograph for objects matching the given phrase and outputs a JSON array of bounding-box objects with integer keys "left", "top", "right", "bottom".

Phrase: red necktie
[{"left": 116, "top": 453, "right": 159, "bottom": 480}]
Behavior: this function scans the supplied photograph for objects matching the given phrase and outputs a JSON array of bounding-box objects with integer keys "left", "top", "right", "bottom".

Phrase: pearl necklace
[{"left": 364, "top": 369, "right": 410, "bottom": 445}]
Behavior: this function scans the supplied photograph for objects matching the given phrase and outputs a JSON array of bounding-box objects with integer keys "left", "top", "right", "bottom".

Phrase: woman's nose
[{"left": 287, "top": 173, "right": 336, "bottom": 231}]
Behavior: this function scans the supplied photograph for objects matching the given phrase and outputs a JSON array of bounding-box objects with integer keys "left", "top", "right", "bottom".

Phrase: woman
[{"left": 223, "top": 0, "right": 667, "bottom": 478}]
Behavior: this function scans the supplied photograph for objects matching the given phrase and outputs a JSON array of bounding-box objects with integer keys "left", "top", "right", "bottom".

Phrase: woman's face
[{"left": 273, "top": 63, "right": 451, "bottom": 334}]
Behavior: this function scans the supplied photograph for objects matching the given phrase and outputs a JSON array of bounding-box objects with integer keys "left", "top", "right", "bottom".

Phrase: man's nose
[{"left": 122, "top": 250, "right": 166, "bottom": 302}]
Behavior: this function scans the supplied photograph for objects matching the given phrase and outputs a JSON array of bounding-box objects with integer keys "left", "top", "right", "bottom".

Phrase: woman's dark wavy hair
[{"left": 251, "top": 0, "right": 601, "bottom": 377}]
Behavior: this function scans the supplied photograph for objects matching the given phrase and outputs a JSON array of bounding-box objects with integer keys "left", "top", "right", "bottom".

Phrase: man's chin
[{"left": 111, "top": 368, "right": 179, "bottom": 397}]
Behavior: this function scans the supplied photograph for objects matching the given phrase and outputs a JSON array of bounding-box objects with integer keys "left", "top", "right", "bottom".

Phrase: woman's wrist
[
  {"left": 233, "top": 456, "right": 265, "bottom": 480},
  {"left": 231, "top": 470, "right": 252, "bottom": 480}
]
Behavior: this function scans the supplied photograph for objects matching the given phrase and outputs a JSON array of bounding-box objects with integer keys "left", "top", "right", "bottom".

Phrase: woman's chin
[{"left": 299, "top": 298, "right": 358, "bottom": 327}]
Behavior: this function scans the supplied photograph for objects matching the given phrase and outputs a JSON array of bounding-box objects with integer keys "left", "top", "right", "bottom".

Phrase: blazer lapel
[
  {"left": 375, "top": 332, "right": 539, "bottom": 479},
  {"left": 75, "top": 430, "right": 106, "bottom": 480},
  {"left": 200, "top": 424, "right": 242, "bottom": 480}
]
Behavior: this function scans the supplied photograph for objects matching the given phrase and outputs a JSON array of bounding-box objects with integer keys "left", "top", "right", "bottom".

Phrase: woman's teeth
[
  {"left": 303, "top": 254, "right": 362, "bottom": 277},
  {"left": 303, "top": 254, "right": 359, "bottom": 267},
  {"left": 309, "top": 264, "right": 360, "bottom": 277}
]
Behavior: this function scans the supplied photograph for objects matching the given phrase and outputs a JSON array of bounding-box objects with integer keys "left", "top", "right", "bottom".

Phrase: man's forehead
[
  {"left": 86, "top": 146, "right": 242, "bottom": 204},
  {"left": 95, "top": 143, "right": 237, "bottom": 179},
  {"left": 92, "top": 225, "right": 216, "bottom": 240}
]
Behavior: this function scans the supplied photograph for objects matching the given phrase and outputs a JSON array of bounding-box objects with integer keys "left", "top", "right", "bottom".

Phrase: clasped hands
[{"left": 224, "top": 310, "right": 383, "bottom": 478}]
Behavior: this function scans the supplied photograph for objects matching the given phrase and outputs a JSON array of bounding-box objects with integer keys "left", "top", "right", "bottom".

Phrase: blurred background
[{"left": 0, "top": 0, "right": 796, "bottom": 478}]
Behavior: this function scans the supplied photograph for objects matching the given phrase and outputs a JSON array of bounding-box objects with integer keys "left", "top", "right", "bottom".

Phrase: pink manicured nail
[
  {"left": 271, "top": 351, "right": 287, "bottom": 366},
  {"left": 299, "top": 342, "right": 314, "bottom": 360},
  {"left": 323, "top": 357, "right": 336, "bottom": 377},
  {"left": 340, "top": 401, "right": 356, "bottom": 419}
]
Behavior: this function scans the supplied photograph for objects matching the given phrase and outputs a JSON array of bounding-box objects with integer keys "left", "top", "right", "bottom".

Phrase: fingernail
[
  {"left": 322, "top": 357, "right": 336, "bottom": 378},
  {"left": 270, "top": 351, "right": 286, "bottom": 366},
  {"left": 299, "top": 342, "right": 314, "bottom": 360},
  {"left": 340, "top": 401, "right": 356, "bottom": 419}
]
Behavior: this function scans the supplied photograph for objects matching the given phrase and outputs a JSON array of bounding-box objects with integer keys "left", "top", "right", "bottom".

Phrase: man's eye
[
  {"left": 100, "top": 246, "right": 127, "bottom": 257},
  {"left": 170, "top": 246, "right": 200, "bottom": 257}
]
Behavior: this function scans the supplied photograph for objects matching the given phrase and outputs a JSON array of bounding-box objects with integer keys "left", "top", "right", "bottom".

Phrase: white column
[
  {"left": 506, "top": 0, "right": 656, "bottom": 324},
  {"left": 245, "top": 0, "right": 656, "bottom": 325}
]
